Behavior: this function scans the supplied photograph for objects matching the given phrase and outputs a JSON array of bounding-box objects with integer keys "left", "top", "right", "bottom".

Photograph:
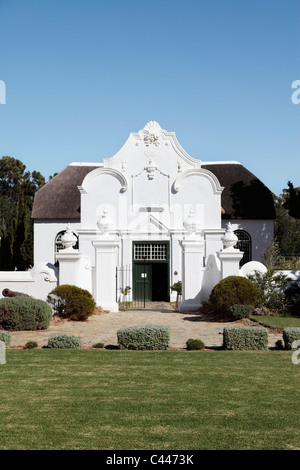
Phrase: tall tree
[
  {"left": 283, "top": 181, "right": 300, "bottom": 219},
  {"left": 0, "top": 156, "right": 46, "bottom": 270},
  {"left": 274, "top": 182, "right": 300, "bottom": 257}
]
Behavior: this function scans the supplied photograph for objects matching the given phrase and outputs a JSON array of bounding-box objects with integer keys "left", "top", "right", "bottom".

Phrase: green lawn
[
  {"left": 251, "top": 314, "right": 300, "bottom": 329},
  {"left": 0, "top": 349, "right": 299, "bottom": 450}
]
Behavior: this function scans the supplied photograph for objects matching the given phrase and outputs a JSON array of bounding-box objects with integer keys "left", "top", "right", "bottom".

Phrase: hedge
[
  {"left": 282, "top": 327, "right": 300, "bottom": 350},
  {"left": 117, "top": 324, "right": 170, "bottom": 350},
  {"left": 230, "top": 304, "right": 254, "bottom": 320},
  {"left": 0, "top": 297, "right": 52, "bottom": 331},
  {"left": 47, "top": 334, "right": 82, "bottom": 349},
  {"left": 223, "top": 325, "right": 268, "bottom": 350}
]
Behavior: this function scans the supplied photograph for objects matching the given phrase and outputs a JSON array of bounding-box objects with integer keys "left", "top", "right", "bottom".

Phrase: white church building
[{"left": 0, "top": 121, "right": 276, "bottom": 312}]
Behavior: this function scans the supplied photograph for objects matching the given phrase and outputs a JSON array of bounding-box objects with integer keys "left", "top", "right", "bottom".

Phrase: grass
[
  {"left": 251, "top": 314, "right": 300, "bottom": 329},
  {"left": 0, "top": 349, "right": 299, "bottom": 450}
]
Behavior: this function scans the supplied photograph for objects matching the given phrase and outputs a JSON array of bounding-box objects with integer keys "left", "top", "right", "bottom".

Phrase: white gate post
[
  {"left": 56, "top": 250, "right": 82, "bottom": 287},
  {"left": 217, "top": 223, "right": 243, "bottom": 279},
  {"left": 179, "top": 239, "right": 204, "bottom": 312},
  {"left": 93, "top": 239, "right": 119, "bottom": 312},
  {"left": 56, "top": 224, "right": 84, "bottom": 288}
]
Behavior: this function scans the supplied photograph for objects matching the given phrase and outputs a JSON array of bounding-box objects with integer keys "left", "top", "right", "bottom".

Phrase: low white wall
[
  {"left": 0, "top": 264, "right": 58, "bottom": 301},
  {"left": 277, "top": 270, "right": 300, "bottom": 282}
]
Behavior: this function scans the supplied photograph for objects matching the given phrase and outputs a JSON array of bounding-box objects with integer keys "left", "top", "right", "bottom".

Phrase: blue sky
[{"left": 0, "top": 0, "right": 299, "bottom": 196}]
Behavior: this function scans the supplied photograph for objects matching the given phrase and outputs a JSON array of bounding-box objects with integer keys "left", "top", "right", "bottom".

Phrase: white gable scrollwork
[
  {"left": 78, "top": 167, "right": 128, "bottom": 194},
  {"left": 102, "top": 121, "right": 202, "bottom": 173},
  {"left": 140, "top": 121, "right": 162, "bottom": 147},
  {"left": 173, "top": 168, "right": 224, "bottom": 195}
]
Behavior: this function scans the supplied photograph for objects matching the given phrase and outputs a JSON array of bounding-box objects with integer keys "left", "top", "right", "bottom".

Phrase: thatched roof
[
  {"left": 202, "top": 163, "right": 275, "bottom": 220},
  {"left": 31, "top": 164, "right": 94, "bottom": 220},
  {"left": 32, "top": 162, "right": 275, "bottom": 221}
]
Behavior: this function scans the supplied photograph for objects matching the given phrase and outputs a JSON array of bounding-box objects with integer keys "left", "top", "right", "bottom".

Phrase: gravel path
[{"left": 9, "top": 302, "right": 282, "bottom": 349}]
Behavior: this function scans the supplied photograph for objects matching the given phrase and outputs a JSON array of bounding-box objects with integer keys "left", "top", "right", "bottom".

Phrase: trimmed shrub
[
  {"left": 0, "top": 330, "right": 11, "bottom": 347},
  {"left": 0, "top": 297, "right": 52, "bottom": 331},
  {"left": 282, "top": 327, "right": 300, "bottom": 350},
  {"left": 230, "top": 304, "right": 254, "bottom": 320},
  {"left": 223, "top": 325, "right": 268, "bottom": 350},
  {"left": 48, "top": 285, "right": 96, "bottom": 321},
  {"left": 24, "top": 341, "right": 38, "bottom": 349},
  {"left": 92, "top": 342, "right": 104, "bottom": 349},
  {"left": 209, "top": 276, "right": 259, "bottom": 314},
  {"left": 186, "top": 339, "right": 205, "bottom": 350},
  {"left": 117, "top": 324, "right": 170, "bottom": 350},
  {"left": 47, "top": 334, "right": 82, "bottom": 349}
]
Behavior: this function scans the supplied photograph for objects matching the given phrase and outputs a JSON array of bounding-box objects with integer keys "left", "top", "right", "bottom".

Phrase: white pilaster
[
  {"left": 56, "top": 251, "right": 82, "bottom": 287},
  {"left": 179, "top": 238, "right": 204, "bottom": 312},
  {"left": 93, "top": 238, "right": 119, "bottom": 312},
  {"left": 217, "top": 222, "right": 243, "bottom": 279},
  {"left": 217, "top": 249, "right": 243, "bottom": 278}
]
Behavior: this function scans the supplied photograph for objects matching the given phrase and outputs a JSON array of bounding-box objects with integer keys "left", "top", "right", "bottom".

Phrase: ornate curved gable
[{"left": 102, "top": 121, "right": 201, "bottom": 176}]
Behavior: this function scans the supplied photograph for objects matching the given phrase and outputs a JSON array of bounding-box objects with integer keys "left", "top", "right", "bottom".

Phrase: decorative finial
[
  {"left": 221, "top": 222, "right": 238, "bottom": 250},
  {"left": 60, "top": 224, "right": 77, "bottom": 251}
]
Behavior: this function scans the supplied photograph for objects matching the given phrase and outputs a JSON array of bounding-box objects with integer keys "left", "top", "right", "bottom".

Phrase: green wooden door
[{"left": 133, "top": 263, "right": 152, "bottom": 301}]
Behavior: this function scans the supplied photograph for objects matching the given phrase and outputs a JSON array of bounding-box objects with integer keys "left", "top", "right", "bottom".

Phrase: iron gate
[{"left": 116, "top": 259, "right": 147, "bottom": 310}]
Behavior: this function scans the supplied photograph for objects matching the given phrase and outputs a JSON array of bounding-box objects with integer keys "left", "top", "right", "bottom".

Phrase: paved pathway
[{"left": 9, "top": 302, "right": 282, "bottom": 349}]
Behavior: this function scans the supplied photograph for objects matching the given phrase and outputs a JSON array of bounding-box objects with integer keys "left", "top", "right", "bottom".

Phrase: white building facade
[{"left": 27, "top": 121, "right": 276, "bottom": 311}]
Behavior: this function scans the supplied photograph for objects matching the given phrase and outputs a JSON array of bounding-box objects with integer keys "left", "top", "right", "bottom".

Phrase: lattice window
[
  {"left": 234, "top": 230, "right": 252, "bottom": 267},
  {"left": 134, "top": 243, "right": 167, "bottom": 260}
]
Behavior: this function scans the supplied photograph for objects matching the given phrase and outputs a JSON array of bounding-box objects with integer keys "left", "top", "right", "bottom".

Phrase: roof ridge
[{"left": 202, "top": 161, "right": 241, "bottom": 165}]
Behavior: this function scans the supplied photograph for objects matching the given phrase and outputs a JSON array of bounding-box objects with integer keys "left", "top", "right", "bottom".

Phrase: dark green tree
[
  {"left": 283, "top": 181, "right": 300, "bottom": 219},
  {"left": 273, "top": 183, "right": 300, "bottom": 258},
  {"left": 0, "top": 156, "right": 46, "bottom": 270}
]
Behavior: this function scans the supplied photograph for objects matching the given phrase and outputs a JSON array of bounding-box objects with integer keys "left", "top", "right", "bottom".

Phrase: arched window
[
  {"left": 234, "top": 230, "right": 252, "bottom": 267},
  {"left": 54, "top": 230, "right": 79, "bottom": 264}
]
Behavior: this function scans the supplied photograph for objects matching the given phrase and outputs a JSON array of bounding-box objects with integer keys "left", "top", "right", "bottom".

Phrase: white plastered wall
[
  {"left": 33, "top": 220, "right": 82, "bottom": 267},
  {"left": 222, "top": 219, "right": 274, "bottom": 263}
]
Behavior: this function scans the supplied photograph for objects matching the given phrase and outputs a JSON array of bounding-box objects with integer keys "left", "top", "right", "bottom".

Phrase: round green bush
[
  {"left": 0, "top": 297, "right": 52, "bottom": 331},
  {"left": 47, "top": 334, "right": 82, "bottom": 349},
  {"left": 186, "top": 338, "right": 205, "bottom": 350},
  {"left": 92, "top": 342, "right": 104, "bottom": 349},
  {"left": 48, "top": 285, "right": 96, "bottom": 321},
  {"left": 209, "top": 276, "right": 259, "bottom": 315},
  {"left": 24, "top": 341, "right": 38, "bottom": 349}
]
